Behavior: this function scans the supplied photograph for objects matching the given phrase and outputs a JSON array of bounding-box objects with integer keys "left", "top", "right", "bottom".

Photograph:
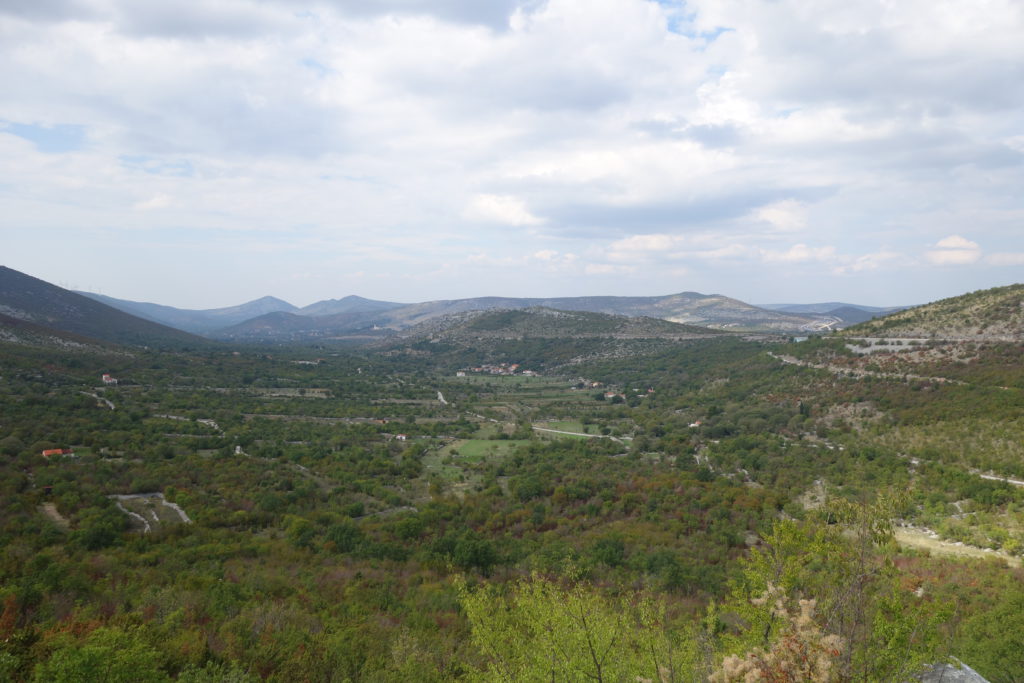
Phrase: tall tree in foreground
[{"left": 711, "top": 498, "right": 950, "bottom": 682}]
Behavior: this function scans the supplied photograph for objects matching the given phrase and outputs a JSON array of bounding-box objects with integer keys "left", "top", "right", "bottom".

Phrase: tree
[
  {"left": 710, "top": 499, "right": 950, "bottom": 682},
  {"left": 459, "top": 572, "right": 700, "bottom": 682},
  {"left": 33, "top": 627, "right": 167, "bottom": 683},
  {"left": 956, "top": 586, "right": 1024, "bottom": 683},
  {"left": 710, "top": 595, "right": 843, "bottom": 682}
]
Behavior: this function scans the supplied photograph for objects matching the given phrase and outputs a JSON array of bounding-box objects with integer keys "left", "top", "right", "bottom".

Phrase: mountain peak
[
  {"left": 248, "top": 295, "right": 294, "bottom": 306},
  {"left": 298, "top": 295, "right": 406, "bottom": 317}
]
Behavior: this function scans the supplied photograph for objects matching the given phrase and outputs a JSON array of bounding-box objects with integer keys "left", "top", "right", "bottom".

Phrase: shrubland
[{"left": 1, "top": 329, "right": 1022, "bottom": 681}]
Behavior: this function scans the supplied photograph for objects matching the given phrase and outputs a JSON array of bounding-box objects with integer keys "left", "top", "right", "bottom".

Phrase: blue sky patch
[
  {"left": 4, "top": 122, "right": 86, "bottom": 153},
  {"left": 120, "top": 155, "right": 195, "bottom": 177}
]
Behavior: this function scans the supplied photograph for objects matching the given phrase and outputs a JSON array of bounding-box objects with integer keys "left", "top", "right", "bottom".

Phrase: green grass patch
[
  {"left": 421, "top": 452, "right": 466, "bottom": 482},
  {"left": 443, "top": 439, "right": 531, "bottom": 461},
  {"left": 536, "top": 420, "right": 588, "bottom": 434}
]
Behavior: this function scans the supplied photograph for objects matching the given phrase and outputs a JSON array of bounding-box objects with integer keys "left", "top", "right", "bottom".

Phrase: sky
[{"left": 1, "top": 0, "right": 1023, "bottom": 309}]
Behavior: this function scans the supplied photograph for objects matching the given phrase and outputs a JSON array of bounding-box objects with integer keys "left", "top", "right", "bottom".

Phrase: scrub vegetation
[{"left": 1, "top": 305, "right": 1023, "bottom": 681}]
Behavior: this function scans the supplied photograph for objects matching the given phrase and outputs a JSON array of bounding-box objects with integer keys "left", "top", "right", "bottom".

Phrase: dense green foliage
[{"left": 1, "top": 327, "right": 1022, "bottom": 681}]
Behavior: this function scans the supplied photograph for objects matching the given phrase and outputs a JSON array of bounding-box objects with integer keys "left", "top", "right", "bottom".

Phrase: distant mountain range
[
  {"left": 759, "top": 302, "right": 908, "bottom": 325},
  {"left": 0, "top": 264, "right": 924, "bottom": 347},
  {"left": 77, "top": 292, "right": 407, "bottom": 335},
  {"left": 80, "top": 289, "right": 895, "bottom": 342},
  {"left": 78, "top": 292, "right": 297, "bottom": 334},
  {"left": 759, "top": 302, "right": 906, "bottom": 314}
]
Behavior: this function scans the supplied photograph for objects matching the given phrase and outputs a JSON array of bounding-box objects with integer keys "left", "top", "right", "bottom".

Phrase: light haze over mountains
[
  {"left": 77, "top": 283, "right": 891, "bottom": 341},
  {"left": 0, "top": 264, "right": 903, "bottom": 346}
]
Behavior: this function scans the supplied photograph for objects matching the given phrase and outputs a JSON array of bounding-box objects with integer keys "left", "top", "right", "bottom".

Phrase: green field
[
  {"left": 536, "top": 420, "right": 588, "bottom": 433},
  {"left": 442, "top": 438, "right": 531, "bottom": 461}
]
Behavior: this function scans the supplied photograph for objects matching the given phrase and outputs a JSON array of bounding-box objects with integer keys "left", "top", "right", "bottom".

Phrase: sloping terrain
[
  {"left": 0, "top": 281, "right": 1019, "bottom": 682},
  {"left": 214, "top": 309, "right": 392, "bottom": 343},
  {"left": 389, "top": 306, "right": 727, "bottom": 342},
  {"left": 210, "top": 291, "right": 827, "bottom": 342},
  {"left": 375, "top": 291, "right": 820, "bottom": 332},
  {"left": 762, "top": 301, "right": 907, "bottom": 326},
  {"left": 842, "top": 284, "right": 1024, "bottom": 340},
  {"left": 762, "top": 301, "right": 906, "bottom": 315},
  {"left": 0, "top": 266, "right": 206, "bottom": 348},
  {"left": 0, "top": 312, "right": 116, "bottom": 353},
  {"left": 67, "top": 283, "right": 854, "bottom": 342},
  {"left": 80, "top": 292, "right": 298, "bottom": 334},
  {"left": 298, "top": 295, "right": 407, "bottom": 317},
  {"left": 376, "top": 307, "right": 735, "bottom": 372}
]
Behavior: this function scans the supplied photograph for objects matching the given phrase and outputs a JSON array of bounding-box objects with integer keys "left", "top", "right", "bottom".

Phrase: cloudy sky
[{"left": 2, "top": 0, "right": 1023, "bottom": 308}]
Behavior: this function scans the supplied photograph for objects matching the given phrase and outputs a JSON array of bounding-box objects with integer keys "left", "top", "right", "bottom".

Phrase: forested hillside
[{"left": 1, "top": 297, "right": 1022, "bottom": 680}]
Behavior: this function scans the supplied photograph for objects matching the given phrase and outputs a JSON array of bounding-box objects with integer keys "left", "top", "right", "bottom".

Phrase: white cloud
[
  {"left": 754, "top": 200, "right": 807, "bottom": 232},
  {"left": 612, "top": 234, "right": 678, "bottom": 252},
  {"left": 834, "top": 250, "right": 902, "bottom": 274},
  {"left": 926, "top": 250, "right": 981, "bottom": 265},
  {"left": 926, "top": 234, "right": 982, "bottom": 265},
  {"left": 934, "top": 235, "right": 979, "bottom": 250},
  {"left": 760, "top": 244, "right": 837, "bottom": 264},
  {"left": 2, "top": 0, "right": 1023, "bottom": 305},
  {"left": 464, "top": 194, "right": 542, "bottom": 226},
  {"left": 133, "top": 194, "right": 171, "bottom": 210},
  {"left": 606, "top": 233, "right": 681, "bottom": 261}
]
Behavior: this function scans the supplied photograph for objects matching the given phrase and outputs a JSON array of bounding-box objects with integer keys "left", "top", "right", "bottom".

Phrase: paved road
[
  {"left": 111, "top": 493, "right": 192, "bottom": 525},
  {"left": 81, "top": 391, "right": 115, "bottom": 410},
  {"left": 978, "top": 472, "right": 1024, "bottom": 487},
  {"left": 532, "top": 426, "right": 631, "bottom": 442},
  {"left": 154, "top": 414, "right": 223, "bottom": 432},
  {"left": 768, "top": 352, "right": 964, "bottom": 385}
]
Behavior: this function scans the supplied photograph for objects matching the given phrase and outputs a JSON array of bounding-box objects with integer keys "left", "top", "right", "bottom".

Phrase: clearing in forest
[{"left": 40, "top": 503, "right": 70, "bottom": 530}]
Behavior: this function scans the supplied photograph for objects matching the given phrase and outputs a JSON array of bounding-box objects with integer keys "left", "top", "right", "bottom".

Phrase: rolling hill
[
  {"left": 211, "top": 292, "right": 828, "bottom": 342},
  {"left": 840, "top": 284, "right": 1024, "bottom": 340},
  {"left": 78, "top": 292, "right": 299, "bottom": 334},
  {"left": 372, "top": 292, "right": 822, "bottom": 332},
  {"left": 761, "top": 301, "right": 907, "bottom": 326},
  {"left": 388, "top": 306, "right": 729, "bottom": 343},
  {"left": 374, "top": 307, "right": 736, "bottom": 371},
  {"left": 297, "top": 295, "right": 407, "bottom": 317},
  {"left": 0, "top": 266, "right": 207, "bottom": 348},
  {"left": 62, "top": 279, "right": 914, "bottom": 343}
]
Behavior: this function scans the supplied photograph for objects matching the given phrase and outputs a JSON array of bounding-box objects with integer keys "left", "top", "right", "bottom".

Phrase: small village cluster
[{"left": 456, "top": 363, "right": 538, "bottom": 377}]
